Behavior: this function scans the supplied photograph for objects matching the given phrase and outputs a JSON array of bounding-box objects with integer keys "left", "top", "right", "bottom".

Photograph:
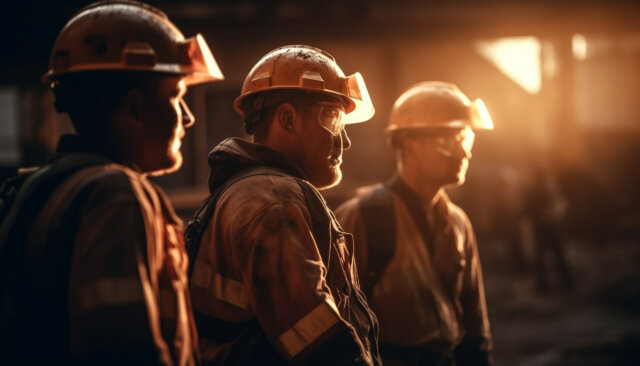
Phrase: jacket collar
[{"left": 207, "top": 137, "right": 308, "bottom": 192}]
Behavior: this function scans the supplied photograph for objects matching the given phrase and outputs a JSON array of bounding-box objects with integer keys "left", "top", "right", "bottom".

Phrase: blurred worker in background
[
  {"left": 494, "top": 164, "right": 528, "bottom": 274},
  {"left": 525, "top": 161, "right": 574, "bottom": 293},
  {"left": 185, "top": 45, "right": 381, "bottom": 365},
  {"left": 336, "top": 81, "right": 494, "bottom": 366},
  {"left": 0, "top": 1, "right": 224, "bottom": 364}
]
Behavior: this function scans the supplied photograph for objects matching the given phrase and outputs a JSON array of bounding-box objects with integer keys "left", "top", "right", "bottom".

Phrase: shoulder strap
[
  {"left": 357, "top": 185, "right": 396, "bottom": 298},
  {"left": 185, "top": 166, "right": 290, "bottom": 280},
  {"left": 388, "top": 175, "right": 436, "bottom": 256},
  {"left": 293, "top": 179, "right": 332, "bottom": 265}
]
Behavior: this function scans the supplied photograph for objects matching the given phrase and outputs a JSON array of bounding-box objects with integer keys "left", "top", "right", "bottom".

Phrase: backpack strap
[
  {"left": 293, "top": 179, "right": 332, "bottom": 265},
  {"left": 357, "top": 184, "right": 396, "bottom": 298},
  {"left": 185, "top": 166, "right": 290, "bottom": 280},
  {"left": 387, "top": 175, "right": 437, "bottom": 255}
]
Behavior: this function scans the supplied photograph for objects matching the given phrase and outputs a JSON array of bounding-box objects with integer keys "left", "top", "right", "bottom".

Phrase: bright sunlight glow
[
  {"left": 572, "top": 34, "right": 588, "bottom": 61},
  {"left": 475, "top": 36, "right": 541, "bottom": 94}
]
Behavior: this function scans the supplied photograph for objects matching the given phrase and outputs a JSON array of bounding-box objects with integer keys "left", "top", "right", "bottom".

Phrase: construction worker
[
  {"left": 185, "top": 45, "right": 381, "bottom": 365},
  {"left": 0, "top": 1, "right": 223, "bottom": 364},
  {"left": 336, "top": 82, "right": 494, "bottom": 366},
  {"left": 525, "top": 161, "right": 573, "bottom": 293}
]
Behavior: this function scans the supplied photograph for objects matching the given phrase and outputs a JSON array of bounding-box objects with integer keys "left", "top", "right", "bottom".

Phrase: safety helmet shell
[
  {"left": 233, "top": 45, "right": 374, "bottom": 124},
  {"left": 42, "top": 0, "right": 224, "bottom": 86},
  {"left": 386, "top": 81, "right": 493, "bottom": 135}
]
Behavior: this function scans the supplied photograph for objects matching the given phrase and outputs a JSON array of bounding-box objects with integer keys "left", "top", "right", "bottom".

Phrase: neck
[
  {"left": 255, "top": 132, "right": 302, "bottom": 170},
  {"left": 398, "top": 165, "right": 442, "bottom": 208},
  {"left": 66, "top": 133, "right": 118, "bottom": 161}
]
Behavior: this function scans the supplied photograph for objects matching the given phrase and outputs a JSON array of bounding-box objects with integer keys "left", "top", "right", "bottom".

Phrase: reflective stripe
[
  {"left": 213, "top": 273, "right": 248, "bottom": 309},
  {"left": 278, "top": 301, "right": 340, "bottom": 357},
  {"left": 192, "top": 260, "right": 248, "bottom": 309},
  {"left": 79, "top": 277, "right": 145, "bottom": 311}
]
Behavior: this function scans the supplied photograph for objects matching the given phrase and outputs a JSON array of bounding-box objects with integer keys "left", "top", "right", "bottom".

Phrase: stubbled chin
[
  {"left": 444, "top": 171, "right": 466, "bottom": 187},
  {"left": 148, "top": 152, "right": 182, "bottom": 177},
  {"left": 316, "top": 166, "right": 342, "bottom": 190}
]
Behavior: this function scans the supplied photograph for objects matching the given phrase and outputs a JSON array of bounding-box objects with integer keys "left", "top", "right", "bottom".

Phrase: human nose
[
  {"left": 180, "top": 98, "right": 195, "bottom": 128},
  {"left": 341, "top": 128, "right": 351, "bottom": 150},
  {"left": 454, "top": 142, "right": 472, "bottom": 159}
]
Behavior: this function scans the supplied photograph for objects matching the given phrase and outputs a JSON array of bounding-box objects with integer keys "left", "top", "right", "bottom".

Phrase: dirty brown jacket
[
  {"left": 335, "top": 178, "right": 492, "bottom": 365},
  {"left": 189, "top": 138, "right": 381, "bottom": 365},
  {"left": 0, "top": 135, "right": 197, "bottom": 365}
]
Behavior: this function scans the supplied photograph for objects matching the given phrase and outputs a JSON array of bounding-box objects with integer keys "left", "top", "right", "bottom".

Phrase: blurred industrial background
[{"left": 1, "top": 0, "right": 639, "bottom": 364}]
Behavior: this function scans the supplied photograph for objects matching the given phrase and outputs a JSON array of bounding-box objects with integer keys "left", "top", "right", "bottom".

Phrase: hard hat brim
[
  {"left": 385, "top": 98, "right": 494, "bottom": 134},
  {"left": 233, "top": 72, "right": 374, "bottom": 124},
  {"left": 42, "top": 34, "right": 224, "bottom": 85}
]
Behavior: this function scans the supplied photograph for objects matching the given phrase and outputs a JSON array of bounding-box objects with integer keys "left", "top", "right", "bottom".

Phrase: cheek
[
  {"left": 302, "top": 127, "right": 328, "bottom": 157},
  {"left": 157, "top": 102, "right": 181, "bottom": 136},
  {"left": 421, "top": 151, "right": 448, "bottom": 175},
  {"left": 321, "top": 131, "right": 339, "bottom": 154}
]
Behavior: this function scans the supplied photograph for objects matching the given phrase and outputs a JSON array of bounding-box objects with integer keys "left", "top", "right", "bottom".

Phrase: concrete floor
[{"left": 483, "top": 237, "right": 640, "bottom": 366}]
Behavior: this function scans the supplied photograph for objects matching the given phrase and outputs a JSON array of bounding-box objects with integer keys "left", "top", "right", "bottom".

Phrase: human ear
[
  {"left": 123, "top": 89, "right": 144, "bottom": 122},
  {"left": 275, "top": 103, "right": 298, "bottom": 134},
  {"left": 404, "top": 139, "right": 421, "bottom": 160}
]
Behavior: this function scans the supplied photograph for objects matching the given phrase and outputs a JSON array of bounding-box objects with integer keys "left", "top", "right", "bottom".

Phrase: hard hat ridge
[
  {"left": 234, "top": 45, "right": 375, "bottom": 133},
  {"left": 43, "top": 0, "right": 224, "bottom": 85}
]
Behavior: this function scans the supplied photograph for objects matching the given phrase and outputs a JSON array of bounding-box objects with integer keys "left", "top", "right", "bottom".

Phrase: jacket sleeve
[
  {"left": 456, "top": 215, "right": 493, "bottom": 366},
  {"left": 66, "top": 174, "right": 172, "bottom": 365},
  {"left": 232, "top": 200, "right": 373, "bottom": 365}
]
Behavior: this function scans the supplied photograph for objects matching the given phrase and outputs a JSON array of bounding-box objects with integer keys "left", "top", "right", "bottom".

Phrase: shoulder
[
  {"left": 446, "top": 199, "right": 469, "bottom": 220},
  {"left": 79, "top": 165, "right": 140, "bottom": 194},
  {"left": 335, "top": 183, "right": 387, "bottom": 224},
  {"left": 215, "top": 173, "right": 309, "bottom": 228},
  {"left": 220, "top": 173, "right": 306, "bottom": 208},
  {"left": 334, "top": 196, "right": 360, "bottom": 219},
  {"left": 442, "top": 198, "right": 477, "bottom": 250},
  {"left": 444, "top": 199, "right": 472, "bottom": 228},
  {"left": 68, "top": 165, "right": 153, "bottom": 214}
]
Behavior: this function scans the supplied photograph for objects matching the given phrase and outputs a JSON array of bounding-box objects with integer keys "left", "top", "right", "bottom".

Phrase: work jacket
[
  {"left": 189, "top": 138, "right": 381, "bottom": 365},
  {"left": 335, "top": 177, "right": 492, "bottom": 366},
  {"left": 0, "top": 135, "right": 198, "bottom": 365}
]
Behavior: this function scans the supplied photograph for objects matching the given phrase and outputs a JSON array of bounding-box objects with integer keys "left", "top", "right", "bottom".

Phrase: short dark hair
[{"left": 51, "top": 71, "right": 158, "bottom": 138}]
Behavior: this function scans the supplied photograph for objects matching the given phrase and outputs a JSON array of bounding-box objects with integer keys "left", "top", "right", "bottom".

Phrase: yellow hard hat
[
  {"left": 386, "top": 81, "right": 493, "bottom": 135},
  {"left": 234, "top": 45, "right": 374, "bottom": 124},
  {"left": 42, "top": 0, "right": 224, "bottom": 86}
]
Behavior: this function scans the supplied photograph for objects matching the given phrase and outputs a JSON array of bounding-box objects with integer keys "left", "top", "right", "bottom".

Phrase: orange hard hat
[
  {"left": 43, "top": 0, "right": 224, "bottom": 86},
  {"left": 234, "top": 45, "right": 374, "bottom": 124},
  {"left": 386, "top": 81, "right": 493, "bottom": 135}
]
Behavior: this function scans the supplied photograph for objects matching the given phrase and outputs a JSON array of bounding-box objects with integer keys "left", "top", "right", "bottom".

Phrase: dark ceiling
[{"left": 1, "top": 0, "right": 639, "bottom": 85}]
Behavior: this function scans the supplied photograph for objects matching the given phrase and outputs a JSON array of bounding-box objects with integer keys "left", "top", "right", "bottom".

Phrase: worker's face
[
  {"left": 406, "top": 126, "right": 475, "bottom": 188},
  {"left": 296, "top": 98, "right": 351, "bottom": 189},
  {"left": 137, "top": 76, "right": 194, "bottom": 176}
]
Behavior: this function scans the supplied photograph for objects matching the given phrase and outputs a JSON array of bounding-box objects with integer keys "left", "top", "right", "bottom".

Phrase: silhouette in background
[
  {"left": 494, "top": 164, "right": 529, "bottom": 275},
  {"left": 525, "top": 162, "right": 574, "bottom": 293}
]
